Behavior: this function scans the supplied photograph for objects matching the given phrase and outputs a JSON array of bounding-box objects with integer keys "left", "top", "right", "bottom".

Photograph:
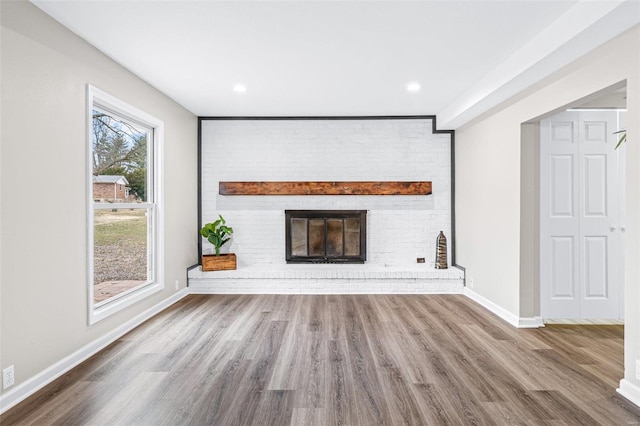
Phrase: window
[{"left": 87, "top": 86, "right": 164, "bottom": 324}]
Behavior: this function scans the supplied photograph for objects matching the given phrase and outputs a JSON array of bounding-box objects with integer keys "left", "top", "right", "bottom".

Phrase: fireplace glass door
[{"left": 286, "top": 210, "right": 366, "bottom": 263}]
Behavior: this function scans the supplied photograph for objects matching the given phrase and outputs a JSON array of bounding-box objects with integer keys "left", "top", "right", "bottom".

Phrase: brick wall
[
  {"left": 93, "top": 182, "right": 127, "bottom": 202},
  {"left": 201, "top": 118, "right": 452, "bottom": 269}
]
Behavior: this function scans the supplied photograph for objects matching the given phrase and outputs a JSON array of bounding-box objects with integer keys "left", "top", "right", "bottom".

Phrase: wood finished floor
[{"left": 3, "top": 294, "right": 640, "bottom": 425}]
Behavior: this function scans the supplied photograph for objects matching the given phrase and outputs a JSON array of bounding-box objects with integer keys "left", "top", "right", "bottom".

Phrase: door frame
[{"left": 518, "top": 81, "right": 627, "bottom": 323}]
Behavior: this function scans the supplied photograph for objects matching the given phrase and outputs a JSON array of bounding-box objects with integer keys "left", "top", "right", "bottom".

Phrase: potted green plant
[{"left": 200, "top": 214, "right": 236, "bottom": 271}]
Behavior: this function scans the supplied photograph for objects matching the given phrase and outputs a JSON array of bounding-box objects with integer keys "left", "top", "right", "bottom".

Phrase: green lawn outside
[{"left": 94, "top": 209, "right": 148, "bottom": 285}]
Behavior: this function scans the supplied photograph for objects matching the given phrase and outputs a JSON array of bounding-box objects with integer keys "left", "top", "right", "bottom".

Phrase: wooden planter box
[{"left": 202, "top": 253, "right": 237, "bottom": 271}]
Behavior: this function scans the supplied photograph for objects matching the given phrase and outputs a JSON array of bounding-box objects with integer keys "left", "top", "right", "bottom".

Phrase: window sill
[{"left": 89, "top": 281, "right": 164, "bottom": 325}]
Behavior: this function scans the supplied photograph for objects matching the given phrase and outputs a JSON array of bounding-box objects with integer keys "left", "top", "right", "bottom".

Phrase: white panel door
[
  {"left": 540, "top": 110, "right": 623, "bottom": 320},
  {"left": 541, "top": 112, "right": 581, "bottom": 318},
  {"left": 578, "top": 111, "right": 620, "bottom": 318}
]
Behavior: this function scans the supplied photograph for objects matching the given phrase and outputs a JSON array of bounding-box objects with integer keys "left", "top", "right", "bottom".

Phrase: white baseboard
[
  {"left": 618, "top": 379, "right": 640, "bottom": 408},
  {"left": 463, "top": 288, "right": 544, "bottom": 329},
  {"left": 517, "top": 316, "right": 545, "bottom": 328},
  {"left": 0, "top": 288, "right": 189, "bottom": 415}
]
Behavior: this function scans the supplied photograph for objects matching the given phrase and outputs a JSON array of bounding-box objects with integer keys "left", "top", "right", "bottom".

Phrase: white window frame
[{"left": 87, "top": 85, "right": 164, "bottom": 324}]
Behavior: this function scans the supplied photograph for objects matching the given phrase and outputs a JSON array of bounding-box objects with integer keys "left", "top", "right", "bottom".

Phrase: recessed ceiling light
[
  {"left": 233, "top": 84, "right": 247, "bottom": 93},
  {"left": 407, "top": 82, "right": 421, "bottom": 93}
]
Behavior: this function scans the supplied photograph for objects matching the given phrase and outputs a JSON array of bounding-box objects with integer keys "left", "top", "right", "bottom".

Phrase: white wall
[
  {"left": 0, "top": 1, "right": 197, "bottom": 400},
  {"left": 201, "top": 118, "right": 452, "bottom": 268},
  {"left": 456, "top": 25, "right": 640, "bottom": 399}
]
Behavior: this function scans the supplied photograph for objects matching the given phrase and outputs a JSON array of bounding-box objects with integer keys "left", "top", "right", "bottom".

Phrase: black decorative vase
[{"left": 435, "top": 231, "right": 448, "bottom": 269}]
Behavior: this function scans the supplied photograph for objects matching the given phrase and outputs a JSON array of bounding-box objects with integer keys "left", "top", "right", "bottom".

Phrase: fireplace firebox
[{"left": 285, "top": 210, "right": 367, "bottom": 263}]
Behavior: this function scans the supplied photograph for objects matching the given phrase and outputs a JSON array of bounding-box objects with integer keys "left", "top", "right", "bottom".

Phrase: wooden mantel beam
[{"left": 219, "top": 181, "right": 432, "bottom": 196}]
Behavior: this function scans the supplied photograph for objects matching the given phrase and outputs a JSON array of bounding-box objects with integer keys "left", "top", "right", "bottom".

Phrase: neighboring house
[{"left": 93, "top": 175, "right": 130, "bottom": 202}]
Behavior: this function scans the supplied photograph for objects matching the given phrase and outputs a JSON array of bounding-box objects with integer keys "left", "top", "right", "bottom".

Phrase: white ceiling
[{"left": 31, "top": 0, "right": 640, "bottom": 128}]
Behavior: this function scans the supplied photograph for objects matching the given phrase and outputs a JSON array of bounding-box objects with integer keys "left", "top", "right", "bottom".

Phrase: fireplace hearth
[{"left": 285, "top": 210, "right": 367, "bottom": 263}]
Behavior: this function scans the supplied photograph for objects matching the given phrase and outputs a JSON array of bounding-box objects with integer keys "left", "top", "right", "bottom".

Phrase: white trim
[
  {"left": 517, "top": 316, "right": 545, "bottom": 328},
  {"left": 87, "top": 85, "right": 165, "bottom": 325},
  {"left": 89, "top": 86, "right": 164, "bottom": 130},
  {"left": 92, "top": 281, "right": 164, "bottom": 323},
  {"left": 438, "top": 0, "right": 639, "bottom": 128},
  {"left": 617, "top": 379, "right": 640, "bottom": 408},
  {"left": 566, "top": 108, "right": 628, "bottom": 112},
  {"left": 463, "top": 287, "right": 519, "bottom": 327},
  {"left": 86, "top": 86, "right": 95, "bottom": 322},
  {"left": 463, "top": 287, "right": 545, "bottom": 328},
  {"left": 0, "top": 289, "right": 189, "bottom": 415},
  {"left": 94, "top": 202, "right": 154, "bottom": 210}
]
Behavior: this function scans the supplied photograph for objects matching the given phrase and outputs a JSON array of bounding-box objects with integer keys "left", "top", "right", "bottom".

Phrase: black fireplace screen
[{"left": 285, "top": 210, "right": 367, "bottom": 263}]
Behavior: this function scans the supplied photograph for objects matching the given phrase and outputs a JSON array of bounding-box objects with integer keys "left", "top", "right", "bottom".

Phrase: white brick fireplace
[{"left": 188, "top": 117, "right": 464, "bottom": 293}]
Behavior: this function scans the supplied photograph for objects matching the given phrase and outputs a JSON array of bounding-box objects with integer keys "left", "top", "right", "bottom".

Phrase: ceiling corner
[{"left": 437, "top": 0, "right": 640, "bottom": 130}]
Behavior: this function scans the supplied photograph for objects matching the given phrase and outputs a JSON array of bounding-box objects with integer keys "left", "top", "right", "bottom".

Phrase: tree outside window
[{"left": 88, "top": 86, "right": 163, "bottom": 323}]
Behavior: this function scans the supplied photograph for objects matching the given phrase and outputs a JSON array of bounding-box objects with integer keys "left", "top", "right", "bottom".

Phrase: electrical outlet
[
  {"left": 636, "top": 359, "right": 640, "bottom": 381},
  {"left": 175, "top": 280, "right": 179, "bottom": 290},
  {"left": 468, "top": 278, "right": 474, "bottom": 288},
  {"left": 3, "top": 365, "right": 15, "bottom": 389}
]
